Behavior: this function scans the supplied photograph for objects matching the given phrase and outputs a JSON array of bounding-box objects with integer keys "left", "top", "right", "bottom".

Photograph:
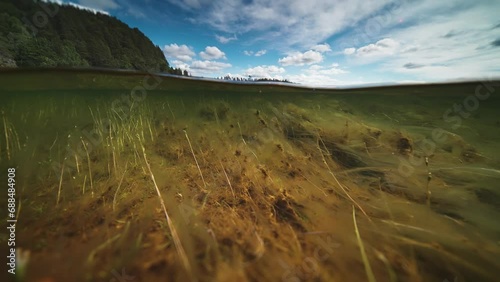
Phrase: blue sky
[{"left": 49, "top": 0, "right": 500, "bottom": 86}]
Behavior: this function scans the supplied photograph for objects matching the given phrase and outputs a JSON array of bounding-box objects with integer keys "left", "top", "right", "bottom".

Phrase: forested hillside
[{"left": 0, "top": 0, "right": 187, "bottom": 74}]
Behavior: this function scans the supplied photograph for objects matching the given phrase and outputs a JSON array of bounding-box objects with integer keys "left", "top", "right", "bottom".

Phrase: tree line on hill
[{"left": 0, "top": 0, "right": 189, "bottom": 76}]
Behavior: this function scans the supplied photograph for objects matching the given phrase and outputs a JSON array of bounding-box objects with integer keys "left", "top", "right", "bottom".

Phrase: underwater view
[{"left": 1, "top": 69, "right": 499, "bottom": 282}]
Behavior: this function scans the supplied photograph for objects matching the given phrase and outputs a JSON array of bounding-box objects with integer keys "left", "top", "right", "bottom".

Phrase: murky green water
[{"left": 1, "top": 69, "right": 499, "bottom": 282}]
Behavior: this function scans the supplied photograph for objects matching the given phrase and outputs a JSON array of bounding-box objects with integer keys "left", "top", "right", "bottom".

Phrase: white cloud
[
  {"left": 373, "top": 1, "right": 500, "bottom": 80},
  {"left": 163, "top": 44, "right": 196, "bottom": 62},
  {"left": 278, "top": 50, "right": 323, "bottom": 66},
  {"left": 67, "top": 2, "right": 109, "bottom": 14},
  {"left": 343, "top": 48, "right": 356, "bottom": 55},
  {"left": 190, "top": 60, "right": 231, "bottom": 72},
  {"left": 167, "top": 0, "right": 394, "bottom": 48},
  {"left": 168, "top": 0, "right": 206, "bottom": 10},
  {"left": 356, "top": 38, "right": 399, "bottom": 57},
  {"left": 199, "top": 46, "right": 226, "bottom": 60},
  {"left": 216, "top": 34, "right": 237, "bottom": 44},
  {"left": 124, "top": 4, "right": 146, "bottom": 18},
  {"left": 175, "top": 55, "right": 194, "bottom": 62},
  {"left": 286, "top": 73, "right": 363, "bottom": 87},
  {"left": 255, "top": 50, "right": 267, "bottom": 56},
  {"left": 308, "top": 65, "right": 322, "bottom": 71},
  {"left": 282, "top": 62, "right": 350, "bottom": 86},
  {"left": 243, "top": 65, "right": 285, "bottom": 78},
  {"left": 345, "top": 38, "right": 400, "bottom": 58},
  {"left": 244, "top": 50, "right": 267, "bottom": 56},
  {"left": 311, "top": 43, "right": 331, "bottom": 53},
  {"left": 77, "top": 0, "right": 119, "bottom": 10},
  {"left": 170, "top": 0, "right": 500, "bottom": 84},
  {"left": 43, "top": 0, "right": 110, "bottom": 14},
  {"left": 306, "top": 63, "right": 347, "bottom": 75}
]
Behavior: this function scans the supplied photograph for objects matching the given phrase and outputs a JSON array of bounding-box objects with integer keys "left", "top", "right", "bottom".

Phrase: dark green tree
[
  {"left": 0, "top": 0, "right": 188, "bottom": 75},
  {"left": 15, "top": 37, "right": 57, "bottom": 67}
]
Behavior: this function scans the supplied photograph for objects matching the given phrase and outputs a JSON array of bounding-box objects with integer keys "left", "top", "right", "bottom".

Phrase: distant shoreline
[{"left": 0, "top": 67, "right": 499, "bottom": 91}]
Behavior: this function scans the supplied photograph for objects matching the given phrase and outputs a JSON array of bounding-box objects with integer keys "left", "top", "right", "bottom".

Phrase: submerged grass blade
[
  {"left": 184, "top": 130, "right": 207, "bottom": 189},
  {"left": 2, "top": 110, "right": 10, "bottom": 160},
  {"left": 353, "top": 205, "right": 376, "bottom": 282},
  {"left": 317, "top": 137, "right": 370, "bottom": 219},
  {"left": 86, "top": 232, "right": 122, "bottom": 265},
  {"left": 141, "top": 145, "right": 191, "bottom": 273},
  {"left": 219, "top": 159, "right": 235, "bottom": 199},
  {"left": 374, "top": 250, "right": 397, "bottom": 282},
  {"left": 113, "top": 162, "right": 129, "bottom": 212},
  {"left": 81, "top": 138, "right": 94, "bottom": 198},
  {"left": 56, "top": 160, "right": 65, "bottom": 206}
]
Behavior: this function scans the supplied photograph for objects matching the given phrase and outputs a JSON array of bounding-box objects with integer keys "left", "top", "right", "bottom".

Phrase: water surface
[{"left": 1, "top": 69, "right": 499, "bottom": 282}]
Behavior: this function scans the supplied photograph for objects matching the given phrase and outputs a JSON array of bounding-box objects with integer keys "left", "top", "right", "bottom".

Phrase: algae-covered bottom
[{"left": 0, "top": 69, "right": 499, "bottom": 282}]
